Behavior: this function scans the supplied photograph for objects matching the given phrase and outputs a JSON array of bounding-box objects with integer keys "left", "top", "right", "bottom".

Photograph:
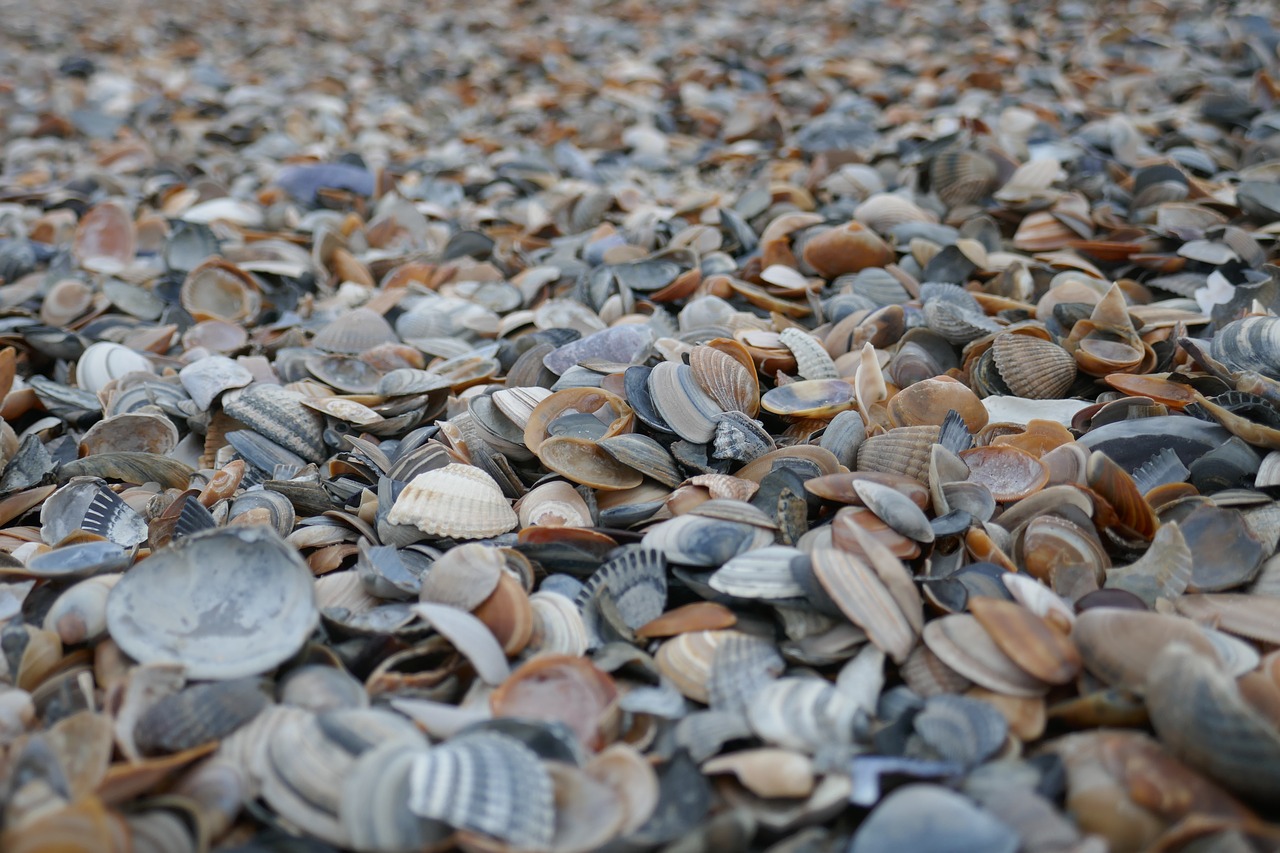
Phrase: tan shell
[
  {"left": 516, "top": 480, "right": 593, "bottom": 527},
  {"left": 812, "top": 547, "right": 916, "bottom": 663},
  {"left": 386, "top": 464, "right": 517, "bottom": 539},
  {"left": 853, "top": 193, "right": 936, "bottom": 233},
  {"left": 800, "top": 221, "right": 895, "bottom": 278},
  {"left": 655, "top": 629, "right": 737, "bottom": 704},
  {"left": 690, "top": 343, "right": 760, "bottom": 416},
  {"left": 856, "top": 425, "right": 939, "bottom": 483},
  {"left": 779, "top": 328, "right": 838, "bottom": 381},
  {"left": 992, "top": 334, "right": 1077, "bottom": 400},
  {"left": 417, "top": 541, "right": 504, "bottom": 610},
  {"left": 887, "top": 376, "right": 988, "bottom": 431},
  {"left": 180, "top": 259, "right": 262, "bottom": 323},
  {"left": 968, "top": 597, "right": 1081, "bottom": 685},
  {"left": 923, "top": 614, "right": 1050, "bottom": 697}
]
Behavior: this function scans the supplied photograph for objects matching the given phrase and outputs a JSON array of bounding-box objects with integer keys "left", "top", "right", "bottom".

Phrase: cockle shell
[{"left": 387, "top": 464, "right": 517, "bottom": 539}]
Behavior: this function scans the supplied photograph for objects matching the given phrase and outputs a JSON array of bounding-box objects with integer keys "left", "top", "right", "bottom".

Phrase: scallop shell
[
  {"left": 854, "top": 193, "right": 936, "bottom": 233},
  {"left": 386, "top": 464, "right": 517, "bottom": 539},
  {"left": 689, "top": 344, "right": 759, "bottom": 416},
  {"left": 311, "top": 307, "right": 398, "bottom": 354},
  {"left": 857, "top": 425, "right": 940, "bottom": 483},
  {"left": 992, "top": 334, "right": 1077, "bottom": 400},
  {"left": 134, "top": 679, "right": 267, "bottom": 755},
  {"left": 930, "top": 149, "right": 999, "bottom": 208},
  {"left": 407, "top": 732, "right": 555, "bottom": 849}
]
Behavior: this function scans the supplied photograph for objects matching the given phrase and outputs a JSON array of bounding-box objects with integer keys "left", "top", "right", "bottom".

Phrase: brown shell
[
  {"left": 689, "top": 344, "right": 760, "bottom": 416},
  {"left": 856, "top": 425, "right": 940, "bottom": 483},
  {"left": 992, "top": 334, "right": 1077, "bottom": 400}
]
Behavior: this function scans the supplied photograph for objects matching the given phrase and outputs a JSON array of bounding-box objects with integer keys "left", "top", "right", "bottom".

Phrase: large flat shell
[{"left": 105, "top": 526, "right": 317, "bottom": 679}]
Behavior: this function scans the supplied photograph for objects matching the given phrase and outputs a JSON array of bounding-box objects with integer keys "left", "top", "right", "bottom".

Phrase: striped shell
[
  {"left": 223, "top": 383, "right": 326, "bottom": 463},
  {"left": 1211, "top": 316, "right": 1280, "bottom": 381},
  {"left": 992, "top": 334, "right": 1077, "bottom": 399},
  {"left": 856, "top": 425, "right": 939, "bottom": 483},
  {"left": 930, "top": 149, "right": 999, "bottom": 207},
  {"left": 311, "top": 307, "right": 399, "bottom": 354},
  {"left": 779, "top": 328, "right": 838, "bottom": 380},
  {"left": 386, "top": 464, "right": 517, "bottom": 539}
]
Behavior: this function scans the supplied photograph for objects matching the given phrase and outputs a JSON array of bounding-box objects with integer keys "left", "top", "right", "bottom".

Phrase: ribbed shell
[
  {"left": 689, "top": 345, "right": 759, "bottom": 415},
  {"left": 712, "top": 410, "right": 775, "bottom": 463},
  {"left": 854, "top": 193, "right": 935, "bottom": 233},
  {"left": 223, "top": 383, "right": 326, "bottom": 463},
  {"left": 649, "top": 361, "right": 723, "bottom": 444},
  {"left": 311, "top": 307, "right": 399, "bottom": 354},
  {"left": 135, "top": 679, "right": 267, "bottom": 755},
  {"left": 930, "top": 150, "right": 999, "bottom": 207},
  {"left": 386, "top": 464, "right": 517, "bottom": 539},
  {"left": 779, "top": 328, "right": 838, "bottom": 380},
  {"left": 857, "top": 425, "right": 939, "bottom": 483},
  {"left": 407, "top": 733, "right": 554, "bottom": 848},
  {"left": 992, "top": 334, "right": 1077, "bottom": 399},
  {"left": 1211, "top": 316, "right": 1280, "bottom": 380}
]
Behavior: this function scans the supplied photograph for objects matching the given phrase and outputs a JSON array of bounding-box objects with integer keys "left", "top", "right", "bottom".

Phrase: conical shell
[{"left": 387, "top": 464, "right": 518, "bottom": 538}]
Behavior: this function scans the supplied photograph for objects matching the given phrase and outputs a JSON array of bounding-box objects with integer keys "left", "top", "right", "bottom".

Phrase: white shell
[
  {"left": 77, "top": 342, "right": 155, "bottom": 394},
  {"left": 387, "top": 464, "right": 517, "bottom": 539}
]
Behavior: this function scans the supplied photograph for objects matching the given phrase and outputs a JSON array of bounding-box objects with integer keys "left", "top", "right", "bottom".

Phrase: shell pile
[{"left": 2, "top": 0, "right": 1280, "bottom": 850}]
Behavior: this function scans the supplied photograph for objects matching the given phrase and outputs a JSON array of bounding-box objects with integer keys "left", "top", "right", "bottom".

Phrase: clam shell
[
  {"left": 761, "top": 378, "right": 856, "bottom": 418},
  {"left": 528, "top": 591, "right": 589, "bottom": 656},
  {"left": 598, "top": 433, "right": 683, "bottom": 487},
  {"left": 992, "top": 335, "right": 1076, "bottom": 400},
  {"left": 387, "top": 464, "right": 517, "bottom": 539},
  {"left": 134, "top": 679, "right": 267, "bottom": 755},
  {"left": 857, "top": 425, "right": 939, "bottom": 482},
  {"left": 178, "top": 355, "right": 254, "bottom": 410},
  {"left": 516, "top": 480, "right": 593, "bottom": 527},
  {"left": 849, "top": 784, "right": 1018, "bottom": 853},
  {"left": 106, "top": 526, "right": 317, "bottom": 679},
  {"left": 417, "top": 541, "right": 503, "bottom": 610},
  {"left": 311, "top": 307, "right": 398, "bottom": 354},
  {"left": 709, "top": 545, "right": 806, "bottom": 599},
  {"left": 341, "top": 742, "right": 450, "bottom": 853},
  {"left": 811, "top": 547, "right": 916, "bottom": 663},
  {"left": 706, "top": 631, "right": 786, "bottom": 713},
  {"left": 689, "top": 344, "right": 759, "bottom": 416},
  {"left": 801, "top": 221, "right": 895, "bottom": 278},
  {"left": 649, "top": 361, "right": 723, "bottom": 444},
  {"left": 923, "top": 614, "right": 1050, "bottom": 697},
  {"left": 1146, "top": 643, "right": 1280, "bottom": 801},
  {"left": 746, "top": 676, "right": 860, "bottom": 752},
  {"left": 223, "top": 384, "right": 326, "bottom": 463},
  {"left": 968, "top": 597, "right": 1081, "bottom": 685},
  {"left": 641, "top": 513, "right": 774, "bottom": 567},
  {"left": 577, "top": 547, "right": 668, "bottom": 646},
  {"left": 912, "top": 694, "right": 1008, "bottom": 767},
  {"left": 180, "top": 258, "right": 262, "bottom": 324},
  {"left": 76, "top": 341, "right": 154, "bottom": 395},
  {"left": 408, "top": 732, "right": 554, "bottom": 848},
  {"left": 1103, "top": 521, "right": 1191, "bottom": 606},
  {"left": 1071, "top": 609, "right": 1223, "bottom": 692}
]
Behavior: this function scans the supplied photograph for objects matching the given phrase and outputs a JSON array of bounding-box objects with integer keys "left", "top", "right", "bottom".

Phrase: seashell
[
  {"left": 538, "top": 435, "right": 644, "bottom": 490},
  {"left": 223, "top": 383, "right": 326, "bottom": 463},
  {"left": 857, "top": 425, "right": 940, "bottom": 483},
  {"left": 707, "top": 631, "right": 786, "bottom": 712},
  {"left": 76, "top": 341, "right": 155, "bottom": 394},
  {"left": 811, "top": 548, "right": 916, "bottom": 663},
  {"left": 305, "top": 354, "right": 383, "bottom": 394},
  {"left": 1071, "top": 609, "right": 1223, "bottom": 692},
  {"left": 577, "top": 547, "right": 668, "bottom": 646},
  {"left": 134, "top": 678, "right": 267, "bottom": 755},
  {"left": 761, "top": 378, "right": 856, "bottom": 417},
  {"left": 180, "top": 258, "right": 262, "bottom": 324},
  {"left": 229, "top": 489, "right": 296, "bottom": 536},
  {"left": 471, "top": 571, "right": 533, "bottom": 655},
  {"left": 516, "top": 480, "right": 593, "bottom": 527},
  {"left": 490, "top": 654, "right": 618, "bottom": 750},
  {"left": 311, "top": 307, "right": 398, "bottom": 354},
  {"left": 648, "top": 361, "right": 723, "bottom": 444},
  {"left": 79, "top": 411, "right": 179, "bottom": 457},
  {"left": 912, "top": 693, "right": 1008, "bottom": 767},
  {"left": 544, "top": 761, "right": 628, "bottom": 852},
  {"left": 709, "top": 545, "right": 805, "bottom": 599},
  {"left": 586, "top": 743, "right": 660, "bottom": 835},
  {"left": 852, "top": 479, "right": 934, "bottom": 542},
  {"left": 411, "top": 601, "right": 511, "bottom": 685},
  {"left": 25, "top": 539, "right": 129, "bottom": 579},
  {"left": 279, "top": 664, "right": 369, "bottom": 712},
  {"left": 931, "top": 149, "right": 999, "bottom": 207},
  {"left": 637, "top": 601, "right": 737, "bottom": 639},
  {"left": 1103, "top": 521, "right": 1191, "bottom": 606},
  {"left": 408, "top": 733, "right": 554, "bottom": 848},
  {"left": 848, "top": 784, "right": 1018, "bottom": 853},
  {"left": 923, "top": 614, "right": 1050, "bottom": 697},
  {"left": 961, "top": 445, "right": 1048, "bottom": 502},
  {"left": 711, "top": 410, "right": 776, "bottom": 463},
  {"left": 43, "top": 574, "right": 121, "bottom": 644},
  {"left": 888, "top": 376, "right": 988, "bottom": 432},
  {"left": 746, "top": 676, "right": 860, "bottom": 752},
  {"left": 598, "top": 433, "right": 683, "bottom": 487},
  {"left": 779, "top": 327, "right": 839, "bottom": 381},
  {"left": 417, "top": 541, "right": 503, "bottom": 610},
  {"left": 387, "top": 463, "right": 517, "bottom": 539},
  {"left": 1146, "top": 643, "right": 1280, "bottom": 801},
  {"left": 106, "top": 526, "right": 318, "bottom": 679},
  {"left": 968, "top": 597, "right": 1081, "bottom": 685},
  {"left": 341, "top": 742, "right": 451, "bottom": 853},
  {"left": 854, "top": 193, "right": 936, "bottom": 233},
  {"left": 641, "top": 513, "right": 774, "bottom": 567},
  {"left": 528, "top": 591, "right": 589, "bottom": 656},
  {"left": 1212, "top": 315, "right": 1280, "bottom": 381},
  {"left": 991, "top": 334, "right": 1076, "bottom": 400},
  {"left": 703, "top": 748, "right": 815, "bottom": 799},
  {"left": 801, "top": 221, "right": 895, "bottom": 278},
  {"left": 74, "top": 200, "right": 137, "bottom": 271},
  {"left": 690, "top": 342, "right": 760, "bottom": 416},
  {"left": 655, "top": 629, "right": 734, "bottom": 703},
  {"left": 178, "top": 355, "right": 254, "bottom": 410},
  {"left": 543, "top": 324, "right": 654, "bottom": 375}
]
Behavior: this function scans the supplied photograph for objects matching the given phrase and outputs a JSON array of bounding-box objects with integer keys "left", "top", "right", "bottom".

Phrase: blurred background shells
[{"left": 0, "top": 0, "right": 1278, "bottom": 850}]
